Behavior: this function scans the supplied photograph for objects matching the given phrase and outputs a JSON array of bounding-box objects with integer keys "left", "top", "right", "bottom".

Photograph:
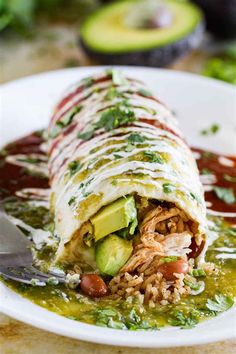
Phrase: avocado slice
[
  {"left": 80, "top": 0, "right": 204, "bottom": 67},
  {"left": 95, "top": 234, "right": 133, "bottom": 276},
  {"left": 90, "top": 196, "right": 137, "bottom": 241}
]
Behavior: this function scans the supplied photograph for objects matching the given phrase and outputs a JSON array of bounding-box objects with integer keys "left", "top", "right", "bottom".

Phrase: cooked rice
[{"left": 109, "top": 203, "right": 207, "bottom": 307}]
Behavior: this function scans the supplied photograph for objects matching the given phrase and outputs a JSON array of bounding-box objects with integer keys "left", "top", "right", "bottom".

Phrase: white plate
[{"left": 0, "top": 67, "right": 236, "bottom": 347}]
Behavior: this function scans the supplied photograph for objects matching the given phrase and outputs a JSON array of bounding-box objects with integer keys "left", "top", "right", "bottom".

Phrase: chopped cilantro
[
  {"left": 104, "top": 87, "right": 120, "bottom": 101},
  {"left": 68, "top": 160, "right": 83, "bottom": 175},
  {"left": 113, "top": 153, "right": 122, "bottom": 159},
  {"left": 190, "top": 192, "right": 202, "bottom": 204},
  {"left": 51, "top": 105, "right": 82, "bottom": 138},
  {"left": 56, "top": 105, "right": 82, "bottom": 129},
  {"left": 68, "top": 196, "right": 76, "bottom": 206},
  {"left": 17, "top": 157, "right": 41, "bottom": 164},
  {"left": 162, "top": 183, "right": 175, "bottom": 194},
  {"left": 213, "top": 186, "right": 235, "bottom": 204},
  {"left": 95, "top": 104, "right": 136, "bottom": 132},
  {"left": 201, "top": 168, "right": 213, "bottom": 175},
  {"left": 168, "top": 310, "right": 199, "bottom": 329},
  {"left": 201, "top": 151, "right": 215, "bottom": 159},
  {"left": 77, "top": 129, "right": 94, "bottom": 141},
  {"left": 143, "top": 151, "right": 164, "bottom": 164},
  {"left": 107, "top": 69, "right": 128, "bottom": 86},
  {"left": 111, "top": 180, "right": 118, "bottom": 186},
  {"left": 200, "top": 124, "right": 220, "bottom": 136},
  {"left": 137, "top": 88, "right": 152, "bottom": 97},
  {"left": 225, "top": 227, "right": 236, "bottom": 237},
  {"left": 127, "top": 133, "right": 145, "bottom": 144},
  {"left": 223, "top": 174, "right": 236, "bottom": 183},
  {"left": 125, "top": 143, "right": 134, "bottom": 152},
  {"left": 206, "top": 294, "right": 234, "bottom": 312},
  {"left": 81, "top": 76, "right": 94, "bottom": 88}
]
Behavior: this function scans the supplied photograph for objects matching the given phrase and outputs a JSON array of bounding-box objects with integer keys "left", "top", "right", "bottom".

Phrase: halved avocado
[{"left": 80, "top": 0, "right": 204, "bottom": 67}]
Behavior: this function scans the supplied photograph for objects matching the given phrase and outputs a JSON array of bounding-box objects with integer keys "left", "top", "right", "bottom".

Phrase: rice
[{"left": 109, "top": 265, "right": 191, "bottom": 307}]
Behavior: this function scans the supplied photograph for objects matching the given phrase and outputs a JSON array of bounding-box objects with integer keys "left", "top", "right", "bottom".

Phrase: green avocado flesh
[
  {"left": 95, "top": 234, "right": 133, "bottom": 276},
  {"left": 81, "top": 0, "right": 202, "bottom": 53},
  {"left": 90, "top": 196, "right": 137, "bottom": 241}
]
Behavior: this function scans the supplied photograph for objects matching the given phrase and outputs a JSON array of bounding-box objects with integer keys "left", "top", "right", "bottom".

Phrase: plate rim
[{"left": 0, "top": 66, "right": 236, "bottom": 347}]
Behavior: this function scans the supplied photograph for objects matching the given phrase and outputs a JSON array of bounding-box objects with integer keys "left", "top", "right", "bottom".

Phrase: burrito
[{"left": 47, "top": 70, "right": 207, "bottom": 304}]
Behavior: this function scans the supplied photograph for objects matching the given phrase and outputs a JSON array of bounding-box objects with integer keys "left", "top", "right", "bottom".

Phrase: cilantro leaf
[
  {"left": 95, "top": 105, "right": 136, "bottom": 132},
  {"left": 68, "top": 160, "right": 83, "bottom": 175},
  {"left": 137, "top": 88, "right": 152, "bottom": 97},
  {"left": 213, "top": 186, "right": 235, "bottom": 204},
  {"left": 127, "top": 133, "right": 145, "bottom": 144},
  {"left": 168, "top": 310, "right": 199, "bottom": 329},
  {"left": 200, "top": 124, "right": 220, "bottom": 136},
  {"left": 143, "top": 151, "right": 164, "bottom": 164},
  {"left": 206, "top": 294, "right": 234, "bottom": 312},
  {"left": 77, "top": 129, "right": 94, "bottom": 141},
  {"left": 68, "top": 196, "right": 76, "bottom": 206},
  {"left": 107, "top": 69, "right": 128, "bottom": 86},
  {"left": 81, "top": 77, "right": 94, "bottom": 88},
  {"left": 104, "top": 87, "right": 120, "bottom": 101},
  {"left": 223, "top": 174, "right": 236, "bottom": 183},
  {"left": 201, "top": 168, "right": 213, "bottom": 175},
  {"left": 162, "top": 183, "right": 175, "bottom": 194}
]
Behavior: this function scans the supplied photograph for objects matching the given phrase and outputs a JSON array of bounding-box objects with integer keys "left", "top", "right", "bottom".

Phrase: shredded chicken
[{"left": 121, "top": 205, "right": 195, "bottom": 273}]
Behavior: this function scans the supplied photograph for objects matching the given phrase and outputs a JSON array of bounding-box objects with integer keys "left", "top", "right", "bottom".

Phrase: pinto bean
[
  {"left": 157, "top": 259, "right": 189, "bottom": 281},
  {"left": 80, "top": 274, "right": 108, "bottom": 297}
]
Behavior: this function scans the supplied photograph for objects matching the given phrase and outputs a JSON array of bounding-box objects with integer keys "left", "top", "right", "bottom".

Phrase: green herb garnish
[
  {"left": 223, "top": 174, "right": 236, "bottom": 183},
  {"left": 104, "top": 87, "right": 120, "bottom": 101},
  {"left": 68, "top": 160, "right": 83, "bottom": 175},
  {"left": 60, "top": 105, "right": 82, "bottom": 126},
  {"left": 213, "top": 186, "right": 235, "bottom": 204},
  {"left": 200, "top": 124, "right": 220, "bottom": 136},
  {"left": 68, "top": 196, "right": 76, "bottom": 206},
  {"left": 162, "top": 183, "right": 175, "bottom": 194},
  {"left": 206, "top": 294, "right": 234, "bottom": 312},
  {"left": 113, "top": 153, "right": 122, "bottom": 159},
  {"left": 77, "top": 129, "right": 94, "bottom": 141},
  {"left": 143, "top": 151, "right": 164, "bottom": 164},
  {"left": 107, "top": 69, "right": 128, "bottom": 86},
  {"left": 127, "top": 133, "right": 145, "bottom": 144},
  {"left": 201, "top": 168, "right": 213, "bottom": 175},
  {"left": 168, "top": 310, "right": 199, "bottom": 329},
  {"left": 137, "top": 88, "right": 152, "bottom": 97},
  {"left": 82, "top": 77, "right": 94, "bottom": 88},
  {"left": 95, "top": 104, "right": 136, "bottom": 132}
]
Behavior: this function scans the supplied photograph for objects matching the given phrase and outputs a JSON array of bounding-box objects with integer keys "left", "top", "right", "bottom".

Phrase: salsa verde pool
[{"left": 0, "top": 132, "right": 235, "bottom": 330}]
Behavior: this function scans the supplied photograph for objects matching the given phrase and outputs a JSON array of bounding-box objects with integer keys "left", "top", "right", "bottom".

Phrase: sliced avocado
[
  {"left": 80, "top": 0, "right": 203, "bottom": 67},
  {"left": 95, "top": 234, "right": 133, "bottom": 276},
  {"left": 90, "top": 196, "right": 137, "bottom": 241}
]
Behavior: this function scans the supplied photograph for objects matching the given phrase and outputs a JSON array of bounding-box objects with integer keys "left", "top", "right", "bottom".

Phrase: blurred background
[{"left": 0, "top": 0, "right": 235, "bottom": 84}]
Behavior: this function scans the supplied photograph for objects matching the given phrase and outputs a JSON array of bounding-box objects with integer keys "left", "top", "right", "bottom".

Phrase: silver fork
[{"left": 0, "top": 206, "right": 65, "bottom": 286}]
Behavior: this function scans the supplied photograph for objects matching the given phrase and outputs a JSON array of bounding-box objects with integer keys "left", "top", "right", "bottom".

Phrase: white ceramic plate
[{"left": 0, "top": 67, "right": 236, "bottom": 347}]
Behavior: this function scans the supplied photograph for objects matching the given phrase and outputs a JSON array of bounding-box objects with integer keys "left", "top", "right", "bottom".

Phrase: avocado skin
[
  {"left": 193, "top": 0, "right": 236, "bottom": 38},
  {"left": 80, "top": 23, "right": 204, "bottom": 67}
]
